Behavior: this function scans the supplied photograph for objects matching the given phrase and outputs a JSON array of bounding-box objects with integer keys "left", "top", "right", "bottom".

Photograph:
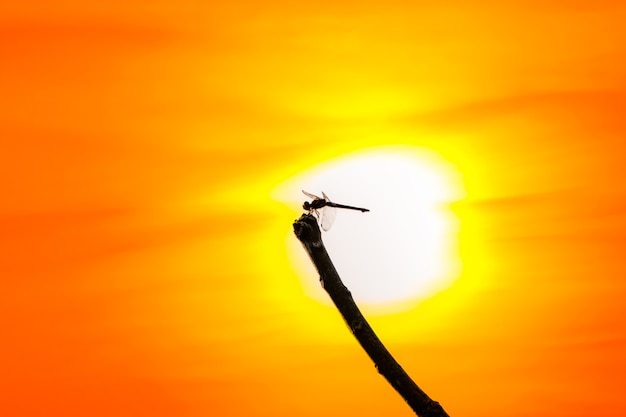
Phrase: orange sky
[{"left": 2, "top": 1, "right": 626, "bottom": 416}]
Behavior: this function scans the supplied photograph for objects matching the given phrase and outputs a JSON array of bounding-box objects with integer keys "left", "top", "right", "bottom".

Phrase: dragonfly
[{"left": 302, "top": 190, "right": 370, "bottom": 231}]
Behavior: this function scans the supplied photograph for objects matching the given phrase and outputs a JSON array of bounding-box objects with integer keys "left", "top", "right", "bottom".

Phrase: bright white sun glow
[{"left": 273, "top": 145, "right": 465, "bottom": 313}]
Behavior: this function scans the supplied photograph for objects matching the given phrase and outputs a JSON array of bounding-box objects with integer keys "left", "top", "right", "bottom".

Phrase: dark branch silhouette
[{"left": 293, "top": 213, "right": 450, "bottom": 417}]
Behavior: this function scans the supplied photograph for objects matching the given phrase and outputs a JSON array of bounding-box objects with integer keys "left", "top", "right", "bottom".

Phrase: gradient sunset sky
[{"left": 2, "top": 1, "right": 626, "bottom": 416}]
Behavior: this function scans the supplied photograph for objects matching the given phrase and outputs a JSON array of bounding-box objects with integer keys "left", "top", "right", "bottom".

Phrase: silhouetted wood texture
[{"left": 293, "top": 213, "right": 450, "bottom": 417}]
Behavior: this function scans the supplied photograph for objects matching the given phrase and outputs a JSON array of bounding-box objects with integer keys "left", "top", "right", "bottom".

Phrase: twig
[{"left": 293, "top": 213, "right": 450, "bottom": 417}]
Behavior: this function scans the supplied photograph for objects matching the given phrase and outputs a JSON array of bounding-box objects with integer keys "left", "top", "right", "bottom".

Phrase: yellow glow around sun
[{"left": 273, "top": 145, "right": 465, "bottom": 313}]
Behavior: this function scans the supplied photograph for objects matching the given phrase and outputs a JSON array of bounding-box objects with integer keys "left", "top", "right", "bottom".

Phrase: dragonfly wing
[
  {"left": 302, "top": 190, "right": 321, "bottom": 200},
  {"left": 320, "top": 205, "right": 337, "bottom": 231}
]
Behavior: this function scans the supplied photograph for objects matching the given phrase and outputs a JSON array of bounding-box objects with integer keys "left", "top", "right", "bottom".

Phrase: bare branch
[{"left": 293, "top": 213, "right": 450, "bottom": 417}]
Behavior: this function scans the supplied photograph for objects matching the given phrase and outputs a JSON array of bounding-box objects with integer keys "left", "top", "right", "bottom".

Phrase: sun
[{"left": 274, "top": 145, "right": 465, "bottom": 313}]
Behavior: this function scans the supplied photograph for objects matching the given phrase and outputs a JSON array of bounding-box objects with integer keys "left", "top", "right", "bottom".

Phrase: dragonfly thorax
[{"left": 304, "top": 199, "right": 328, "bottom": 211}]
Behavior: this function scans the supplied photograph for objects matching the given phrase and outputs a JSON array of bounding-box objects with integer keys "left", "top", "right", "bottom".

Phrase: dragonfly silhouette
[{"left": 302, "top": 190, "right": 370, "bottom": 231}]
